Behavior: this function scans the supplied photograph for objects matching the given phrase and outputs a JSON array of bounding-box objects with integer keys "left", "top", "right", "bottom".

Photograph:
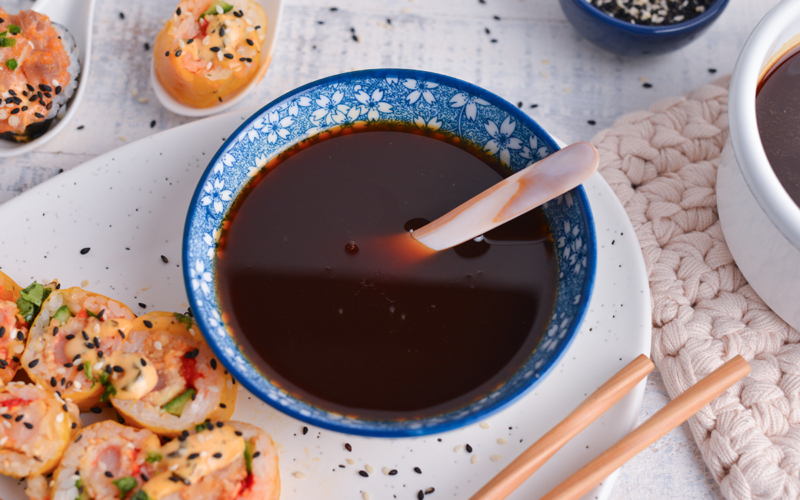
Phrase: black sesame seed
[
  {"left": 491, "top": 38, "right": 498, "bottom": 43},
  {"left": 75, "top": 434, "right": 82, "bottom": 442},
  {"left": 50, "top": 377, "right": 56, "bottom": 387},
  {"left": 140, "top": 358, "right": 146, "bottom": 366},
  {"left": 16, "top": 331, "right": 23, "bottom": 341},
  {"left": 24, "top": 422, "right": 33, "bottom": 429},
  {"left": 239, "top": 57, "right": 247, "bottom": 62},
  {"left": 213, "top": 452, "right": 223, "bottom": 458},
  {"left": 21, "top": 106, "right": 27, "bottom": 111},
  {"left": 246, "top": 38, "right": 254, "bottom": 46},
  {"left": 61, "top": 377, "right": 66, "bottom": 385},
  {"left": 165, "top": 51, "right": 170, "bottom": 57},
  {"left": 359, "top": 471, "right": 369, "bottom": 478},
  {"left": 0, "top": 327, "right": 4, "bottom": 337},
  {"left": 10, "top": 108, "right": 19, "bottom": 115},
  {"left": 302, "top": 426, "right": 308, "bottom": 435},
  {"left": 224, "top": 53, "right": 233, "bottom": 59},
  {"left": 344, "top": 443, "right": 352, "bottom": 452},
  {"left": 466, "top": 444, "right": 473, "bottom": 453},
  {"left": 219, "top": 97, "right": 223, "bottom": 102},
  {"left": 46, "top": 101, "right": 53, "bottom": 110},
  {"left": 93, "top": 337, "right": 100, "bottom": 348},
  {"left": 113, "top": 366, "right": 124, "bottom": 373},
  {"left": 82, "top": 331, "right": 89, "bottom": 341},
  {"left": 177, "top": 434, "right": 186, "bottom": 442},
  {"left": 643, "top": 82, "right": 653, "bottom": 88},
  {"left": 53, "top": 326, "right": 59, "bottom": 336},
  {"left": 184, "top": 348, "right": 199, "bottom": 359},
  {"left": 27, "top": 359, "right": 38, "bottom": 368},
  {"left": 235, "top": 431, "right": 243, "bottom": 436},
  {"left": 219, "top": 403, "right": 227, "bottom": 408},
  {"left": 493, "top": 15, "right": 500, "bottom": 20},
  {"left": 90, "top": 407, "right": 102, "bottom": 414},
  {"left": 517, "top": 101, "right": 522, "bottom": 108},
  {"left": 139, "top": 303, "right": 146, "bottom": 309},
  {"left": 167, "top": 451, "right": 181, "bottom": 458},
  {"left": 26, "top": 84, "right": 33, "bottom": 91},
  {"left": 15, "top": 414, "right": 23, "bottom": 422},
  {"left": 414, "top": 467, "right": 422, "bottom": 474},
  {"left": 175, "top": 50, "right": 182, "bottom": 57},
  {"left": 143, "top": 320, "right": 153, "bottom": 328},
  {"left": 1, "top": 414, "right": 10, "bottom": 419},
  {"left": 219, "top": 26, "right": 225, "bottom": 37},
  {"left": 588, "top": 120, "right": 596, "bottom": 125},
  {"left": 176, "top": 7, "right": 182, "bottom": 15},
  {"left": 485, "top": 27, "right": 490, "bottom": 34},
  {"left": 388, "top": 469, "right": 398, "bottom": 476},
  {"left": 11, "top": 356, "right": 18, "bottom": 363},
  {"left": 330, "top": 7, "right": 338, "bottom": 11},
  {"left": 80, "top": 247, "right": 90, "bottom": 255},
  {"left": 144, "top": 42, "right": 150, "bottom": 51},
  {"left": 210, "top": 358, "right": 217, "bottom": 370},
  {"left": 418, "top": 491, "right": 424, "bottom": 500},
  {"left": 352, "top": 34, "right": 359, "bottom": 42},
  {"left": 387, "top": 18, "right": 391, "bottom": 24},
  {"left": 150, "top": 120, "right": 156, "bottom": 128},
  {"left": 188, "top": 453, "right": 199, "bottom": 460},
  {"left": 210, "top": 46, "right": 220, "bottom": 52},
  {"left": 39, "top": 84, "right": 52, "bottom": 92},
  {"left": 182, "top": 430, "right": 189, "bottom": 437},
  {"left": 141, "top": 474, "right": 148, "bottom": 482},
  {"left": 76, "top": 125, "right": 84, "bottom": 129},
  {"left": 105, "top": 365, "right": 112, "bottom": 374},
  {"left": 119, "top": 12, "right": 125, "bottom": 19},
  {"left": 216, "top": 421, "right": 224, "bottom": 428},
  {"left": 104, "top": 471, "right": 113, "bottom": 478},
  {"left": 161, "top": 255, "right": 169, "bottom": 263},
  {"left": 72, "top": 422, "right": 77, "bottom": 429},
  {"left": 206, "top": 422, "right": 214, "bottom": 430},
  {"left": 168, "top": 476, "right": 180, "bottom": 483},
  {"left": 187, "top": 38, "right": 194, "bottom": 44},
  {"left": 253, "top": 451, "right": 260, "bottom": 458},
  {"left": 709, "top": 68, "right": 717, "bottom": 73},
  {"left": 83, "top": 342, "right": 93, "bottom": 350},
  {"left": 55, "top": 86, "right": 61, "bottom": 95}
]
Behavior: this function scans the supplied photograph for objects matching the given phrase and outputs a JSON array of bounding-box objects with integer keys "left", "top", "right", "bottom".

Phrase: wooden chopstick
[
  {"left": 539, "top": 355, "right": 750, "bottom": 500},
  {"left": 469, "top": 354, "right": 654, "bottom": 500}
]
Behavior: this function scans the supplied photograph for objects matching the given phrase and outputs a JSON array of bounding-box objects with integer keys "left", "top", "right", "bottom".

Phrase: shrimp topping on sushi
[
  {"left": 154, "top": 0, "right": 268, "bottom": 108},
  {"left": 21, "top": 287, "right": 135, "bottom": 409},
  {"left": 109, "top": 312, "right": 236, "bottom": 437},
  {"left": 0, "top": 8, "right": 79, "bottom": 141},
  {"left": 0, "top": 382, "right": 81, "bottom": 478},
  {"left": 141, "top": 421, "right": 280, "bottom": 500}
]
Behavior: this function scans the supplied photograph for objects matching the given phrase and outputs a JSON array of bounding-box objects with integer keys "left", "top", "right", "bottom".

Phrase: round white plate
[{"left": 0, "top": 110, "right": 650, "bottom": 500}]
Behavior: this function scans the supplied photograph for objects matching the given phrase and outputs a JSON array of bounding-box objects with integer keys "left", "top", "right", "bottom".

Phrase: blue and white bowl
[{"left": 183, "top": 69, "right": 597, "bottom": 437}]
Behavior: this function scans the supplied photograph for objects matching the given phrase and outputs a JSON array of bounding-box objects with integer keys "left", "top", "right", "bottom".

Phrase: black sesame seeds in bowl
[{"left": 558, "top": 0, "right": 731, "bottom": 56}]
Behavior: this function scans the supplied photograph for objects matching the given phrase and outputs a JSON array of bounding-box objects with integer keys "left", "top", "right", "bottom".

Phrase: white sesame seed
[
  {"left": 56, "top": 367, "right": 66, "bottom": 375},
  {"left": 93, "top": 324, "right": 100, "bottom": 334},
  {"left": 246, "top": 26, "right": 255, "bottom": 33},
  {"left": 490, "top": 454, "right": 502, "bottom": 462},
  {"left": 28, "top": 41, "right": 34, "bottom": 49},
  {"left": 216, "top": 5, "right": 224, "bottom": 14},
  {"left": 56, "top": 413, "right": 64, "bottom": 423},
  {"left": 365, "top": 464, "right": 374, "bottom": 474},
  {"left": 132, "top": 88, "right": 139, "bottom": 97},
  {"left": 497, "top": 438, "right": 508, "bottom": 445},
  {"left": 0, "top": 110, "right": 8, "bottom": 120},
  {"left": 223, "top": 36, "right": 231, "bottom": 46},
  {"left": 203, "top": 35, "right": 211, "bottom": 45},
  {"left": 206, "top": 61, "right": 213, "bottom": 70},
  {"left": 382, "top": 467, "right": 390, "bottom": 475},
  {"left": 50, "top": 480, "right": 55, "bottom": 488},
  {"left": 0, "top": 407, "right": 6, "bottom": 414},
  {"left": 179, "top": 39, "right": 186, "bottom": 49},
  {"left": 3, "top": 420, "right": 10, "bottom": 429},
  {"left": 208, "top": 386, "right": 220, "bottom": 392},
  {"left": 74, "top": 381, "right": 82, "bottom": 390},
  {"left": 154, "top": 341, "right": 162, "bottom": 350},
  {"left": 479, "top": 422, "right": 490, "bottom": 429},
  {"left": 119, "top": 136, "right": 127, "bottom": 142},
  {"left": 138, "top": 97, "right": 149, "bottom": 103},
  {"left": 293, "top": 472, "right": 306, "bottom": 479},
  {"left": 93, "top": 362, "right": 104, "bottom": 370},
  {"left": 7, "top": 115, "right": 19, "bottom": 128},
  {"left": 169, "top": 464, "right": 179, "bottom": 471},
  {"left": 454, "top": 445, "right": 463, "bottom": 452},
  {"left": 471, "top": 454, "right": 478, "bottom": 464},
  {"left": 346, "top": 458, "right": 355, "bottom": 465},
  {"left": 217, "top": 51, "right": 223, "bottom": 61},
  {"left": 245, "top": 17, "right": 253, "bottom": 25},
  {"left": 362, "top": 492, "right": 371, "bottom": 500},
  {"left": 71, "top": 475, "right": 80, "bottom": 482},
  {"left": 0, "top": 436, "right": 8, "bottom": 446}
]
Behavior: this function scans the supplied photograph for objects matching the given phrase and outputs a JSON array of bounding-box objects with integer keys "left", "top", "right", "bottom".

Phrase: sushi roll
[
  {"left": 140, "top": 421, "right": 280, "bottom": 500},
  {"left": 154, "top": 0, "right": 268, "bottom": 108},
  {"left": 49, "top": 421, "right": 162, "bottom": 500},
  {"left": 0, "top": 8, "right": 80, "bottom": 142},
  {"left": 0, "top": 271, "right": 27, "bottom": 384},
  {"left": 0, "top": 382, "right": 81, "bottom": 478},
  {"left": 21, "top": 287, "right": 135, "bottom": 409},
  {"left": 108, "top": 312, "right": 236, "bottom": 437}
]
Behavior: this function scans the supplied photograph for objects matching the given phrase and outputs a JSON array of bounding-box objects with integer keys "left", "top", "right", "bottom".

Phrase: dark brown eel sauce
[
  {"left": 217, "top": 126, "right": 558, "bottom": 420},
  {"left": 757, "top": 44, "right": 800, "bottom": 206}
]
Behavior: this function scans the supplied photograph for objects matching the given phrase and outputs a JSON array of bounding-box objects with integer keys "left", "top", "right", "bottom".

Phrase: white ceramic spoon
[
  {"left": 0, "top": 0, "right": 95, "bottom": 158},
  {"left": 151, "top": 0, "right": 283, "bottom": 117},
  {"left": 412, "top": 142, "right": 600, "bottom": 251}
]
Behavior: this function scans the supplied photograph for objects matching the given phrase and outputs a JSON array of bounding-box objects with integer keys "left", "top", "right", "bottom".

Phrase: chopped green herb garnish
[
  {"left": 195, "top": 423, "right": 206, "bottom": 433},
  {"left": 7, "top": 24, "right": 20, "bottom": 35},
  {"left": 174, "top": 312, "right": 193, "bottom": 330},
  {"left": 1, "top": 38, "right": 15, "bottom": 48},
  {"left": 83, "top": 361, "right": 92, "bottom": 381},
  {"left": 200, "top": 1, "right": 233, "bottom": 18},
  {"left": 145, "top": 451, "right": 162, "bottom": 463},
  {"left": 98, "top": 371, "right": 109, "bottom": 386},
  {"left": 53, "top": 305, "right": 72, "bottom": 325},
  {"left": 75, "top": 478, "right": 89, "bottom": 500},
  {"left": 112, "top": 476, "right": 137, "bottom": 499},
  {"left": 100, "top": 383, "right": 116, "bottom": 402},
  {"left": 162, "top": 388, "right": 196, "bottom": 416},
  {"left": 130, "top": 490, "right": 150, "bottom": 500},
  {"left": 85, "top": 309, "right": 99, "bottom": 318},
  {"left": 244, "top": 439, "right": 254, "bottom": 474},
  {"left": 16, "top": 282, "right": 50, "bottom": 324}
]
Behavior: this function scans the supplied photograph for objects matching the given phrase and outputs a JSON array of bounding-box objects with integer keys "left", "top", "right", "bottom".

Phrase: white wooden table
[{"left": 0, "top": 0, "right": 783, "bottom": 498}]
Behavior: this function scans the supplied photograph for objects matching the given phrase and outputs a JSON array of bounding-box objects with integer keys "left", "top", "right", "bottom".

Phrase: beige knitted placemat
[{"left": 592, "top": 76, "right": 800, "bottom": 500}]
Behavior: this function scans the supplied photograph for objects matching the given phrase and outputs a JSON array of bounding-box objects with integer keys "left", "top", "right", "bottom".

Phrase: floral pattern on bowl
[{"left": 183, "top": 69, "right": 597, "bottom": 437}]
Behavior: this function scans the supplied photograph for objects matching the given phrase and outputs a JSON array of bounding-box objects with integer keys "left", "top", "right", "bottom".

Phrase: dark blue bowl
[{"left": 559, "top": 0, "right": 730, "bottom": 56}]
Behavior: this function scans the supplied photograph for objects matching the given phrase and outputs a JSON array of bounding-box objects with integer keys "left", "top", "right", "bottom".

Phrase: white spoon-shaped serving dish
[
  {"left": 151, "top": 0, "right": 283, "bottom": 117},
  {"left": 0, "top": 0, "right": 95, "bottom": 158}
]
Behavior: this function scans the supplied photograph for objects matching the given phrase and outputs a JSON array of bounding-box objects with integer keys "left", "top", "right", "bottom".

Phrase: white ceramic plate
[
  {"left": 151, "top": 0, "right": 284, "bottom": 117},
  {"left": 0, "top": 110, "right": 650, "bottom": 500}
]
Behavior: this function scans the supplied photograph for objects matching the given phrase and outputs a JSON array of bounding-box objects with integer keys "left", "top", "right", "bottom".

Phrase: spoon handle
[
  {"left": 411, "top": 142, "right": 599, "bottom": 251},
  {"left": 468, "top": 354, "right": 654, "bottom": 500}
]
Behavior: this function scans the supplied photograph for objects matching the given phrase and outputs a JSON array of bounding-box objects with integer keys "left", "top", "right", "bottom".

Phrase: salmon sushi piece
[
  {"left": 109, "top": 312, "right": 237, "bottom": 437},
  {"left": 141, "top": 421, "right": 280, "bottom": 500},
  {"left": 48, "top": 421, "right": 162, "bottom": 500},
  {"left": 0, "top": 382, "right": 81, "bottom": 478},
  {"left": 21, "top": 287, "right": 135, "bottom": 409},
  {"left": 154, "top": 0, "right": 268, "bottom": 108},
  {"left": 0, "top": 8, "right": 80, "bottom": 142}
]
